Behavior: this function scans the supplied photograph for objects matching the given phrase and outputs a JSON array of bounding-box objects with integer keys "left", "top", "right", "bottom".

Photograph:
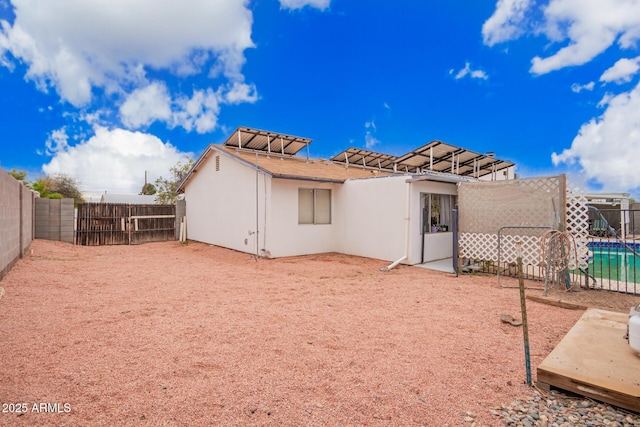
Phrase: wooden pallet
[{"left": 537, "top": 309, "right": 640, "bottom": 413}]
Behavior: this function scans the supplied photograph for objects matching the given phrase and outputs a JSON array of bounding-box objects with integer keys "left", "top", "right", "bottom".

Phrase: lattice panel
[
  {"left": 458, "top": 176, "right": 563, "bottom": 235},
  {"left": 565, "top": 179, "right": 590, "bottom": 269},
  {"left": 459, "top": 232, "right": 498, "bottom": 261},
  {"left": 499, "top": 235, "right": 543, "bottom": 265},
  {"left": 458, "top": 176, "right": 592, "bottom": 279},
  {"left": 460, "top": 233, "right": 543, "bottom": 265}
]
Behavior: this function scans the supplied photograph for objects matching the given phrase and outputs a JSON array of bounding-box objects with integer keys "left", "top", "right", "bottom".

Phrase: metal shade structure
[
  {"left": 330, "top": 147, "right": 397, "bottom": 170},
  {"left": 332, "top": 140, "right": 514, "bottom": 178},
  {"left": 394, "top": 140, "right": 514, "bottom": 178},
  {"left": 223, "top": 126, "right": 312, "bottom": 156}
]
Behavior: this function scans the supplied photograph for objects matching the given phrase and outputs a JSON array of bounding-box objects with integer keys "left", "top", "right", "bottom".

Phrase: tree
[
  {"left": 32, "top": 177, "right": 62, "bottom": 199},
  {"left": 8, "top": 168, "right": 29, "bottom": 185},
  {"left": 155, "top": 158, "right": 194, "bottom": 204},
  {"left": 140, "top": 182, "right": 157, "bottom": 195},
  {"left": 33, "top": 174, "right": 85, "bottom": 204}
]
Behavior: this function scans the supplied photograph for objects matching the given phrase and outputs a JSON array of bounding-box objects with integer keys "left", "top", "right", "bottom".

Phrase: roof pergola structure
[
  {"left": 223, "top": 126, "right": 312, "bottom": 160},
  {"left": 223, "top": 127, "right": 514, "bottom": 179},
  {"left": 331, "top": 140, "right": 514, "bottom": 179},
  {"left": 329, "top": 147, "right": 397, "bottom": 171},
  {"left": 394, "top": 140, "right": 514, "bottom": 178}
]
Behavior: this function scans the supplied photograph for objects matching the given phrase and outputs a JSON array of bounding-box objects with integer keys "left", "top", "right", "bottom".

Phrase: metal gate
[{"left": 76, "top": 203, "right": 176, "bottom": 246}]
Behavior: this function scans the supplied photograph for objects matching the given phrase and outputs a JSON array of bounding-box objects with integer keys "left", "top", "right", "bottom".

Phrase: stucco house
[{"left": 177, "top": 127, "right": 514, "bottom": 266}]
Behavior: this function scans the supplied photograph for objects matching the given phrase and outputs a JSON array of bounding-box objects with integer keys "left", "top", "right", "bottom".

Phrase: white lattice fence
[
  {"left": 459, "top": 233, "right": 498, "bottom": 261},
  {"left": 458, "top": 175, "right": 563, "bottom": 235},
  {"left": 459, "top": 233, "right": 546, "bottom": 266},
  {"left": 565, "top": 182, "right": 590, "bottom": 270},
  {"left": 458, "top": 175, "right": 592, "bottom": 284},
  {"left": 458, "top": 176, "right": 565, "bottom": 275}
]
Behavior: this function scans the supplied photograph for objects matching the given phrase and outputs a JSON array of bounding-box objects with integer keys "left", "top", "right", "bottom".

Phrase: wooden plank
[
  {"left": 75, "top": 203, "right": 176, "bottom": 246},
  {"left": 526, "top": 295, "right": 588, "bottom": 311},
  {"left": 536, "top": 309, "right": 640, "bottom": 412},
  {"left": 130, "top": 215, "right": 176, "bottom": 219}
]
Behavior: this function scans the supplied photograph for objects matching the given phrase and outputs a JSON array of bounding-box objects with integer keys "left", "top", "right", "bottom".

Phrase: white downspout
[{"left": 382, "top": 180, "right": 412, "bottom": 271}]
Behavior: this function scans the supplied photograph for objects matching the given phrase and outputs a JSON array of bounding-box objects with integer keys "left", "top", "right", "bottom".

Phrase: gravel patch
[{"left": 493, "top": 389, "right": 640, "bottom": 426}]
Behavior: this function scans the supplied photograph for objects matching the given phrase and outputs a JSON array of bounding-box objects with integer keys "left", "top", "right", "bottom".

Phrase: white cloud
[
  {"left": 365, "top": 120, "right": 376, "bottom": 132},
  {"left": 450, "top": 62, "right": 489, "bottom": 80},
  {"left": 483, "top": 0, "right": 640, "bottom": 75},
  {"left": 364, "top": 120, "right": 380, "bottom": 149},
  {"left": 600, "top": 56, "right": 640, "bottom": 84},
  {"left": 552, "top": 81, "right": 640, "bottom": 192},
  {"left": 223, "top": 81, "right": 258, "bottom": 104},
  {"left": 172, "top": 89, "right": 222, "bottom": 134},
  {"left": 119, "top": 81, "right": 258, "bottom": 132},
  {"left": 471, "top": 69, "right": 489, "bottom": 80},
  {"left": 0, "top": 0, "right": 255, "bottom": 131},
  {"left": 42, "top": 126, "right": 191, "bottom": 195},
  {"left": 482, "top": 0, "right": 533, "bottom": 46},
  {"left": 571, "top": 81, "right": 595, "bottom": 93},
  {"left": 530, "top": 0, "right": 640, "bottom": 75},
  {"left": 365, "top": 132, "right": 380, "bottom": 150},
  {"left": 483, "top": 0, "right": 640, "bottom": 193},
  {"left": 120, "top": 82, "right": 172, "bottom": 129},
  {"left": 44, "top": 127, "right": 70, "bottom": 155},
  {"left": 279, "top": 0, "right": 330, "bottom": 11}
]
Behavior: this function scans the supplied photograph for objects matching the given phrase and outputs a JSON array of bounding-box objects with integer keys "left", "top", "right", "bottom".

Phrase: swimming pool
[{"left": 587, "top": 242, "right": 640, "bottom": 285}]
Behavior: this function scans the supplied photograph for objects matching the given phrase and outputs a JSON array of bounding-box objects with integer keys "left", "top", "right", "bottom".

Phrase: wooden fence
[{"left": 76, "top": 203, "right": 176, "bottom": 246}]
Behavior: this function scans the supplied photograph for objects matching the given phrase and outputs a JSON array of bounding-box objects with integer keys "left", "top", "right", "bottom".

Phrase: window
[
  {"left": 422, "top": 193, "right": 456, "bottom": 233},
  {"left": 298, "top": 188, "right": 331, "bottom": 224}
]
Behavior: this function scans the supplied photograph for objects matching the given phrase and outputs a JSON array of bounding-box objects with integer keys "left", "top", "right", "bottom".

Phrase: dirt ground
[
  {"left": 541, "top": 283, "right": 640, "bottom": 313},
  {"left": 0, "top": 240, "right": 638, "bottom": 426}
]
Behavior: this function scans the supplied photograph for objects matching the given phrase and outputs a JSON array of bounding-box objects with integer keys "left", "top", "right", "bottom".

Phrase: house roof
[
  {"left": 178, "top": 144, "right": 391, "bottom": 191},
  {"left": 331, "top": 140, "right": 514, "bottom": 178},
  {"left": 100, "top": 193, "right": 157, "bottom": 204},
  {"left": 178, "top": 126, "right": 516, "bottom": 192}
]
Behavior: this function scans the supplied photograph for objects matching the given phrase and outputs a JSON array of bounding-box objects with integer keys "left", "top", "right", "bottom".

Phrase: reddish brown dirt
[{"left": 0, "top": 240, "right": 637, "bottom": 426}]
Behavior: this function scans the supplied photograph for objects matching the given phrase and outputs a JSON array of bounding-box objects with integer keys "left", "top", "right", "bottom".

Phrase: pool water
[{"left": 588, "top": 248, "right": 640, "bottom": 284}]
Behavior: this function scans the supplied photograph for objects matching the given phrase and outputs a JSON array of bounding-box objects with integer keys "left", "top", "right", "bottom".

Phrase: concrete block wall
[
  {"left": 60, "top": 199, "right": 74, "bottom": 243},
  {"left": 35, "top": 198, "right": 50, "bottom": 240},
  {"left": 0, "top": 169, "right": 33, "bottom": 281},
  {"left": 21, "top": 184, "right": 35, "bottom": 255},
  {"left": 35, "top": 198, "right": 74, "bottom": 244}
]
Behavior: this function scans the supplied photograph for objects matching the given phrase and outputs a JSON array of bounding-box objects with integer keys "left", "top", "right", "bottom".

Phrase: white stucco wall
[
  {"left": 334, "top": 176, "right": 458, "bottom": 265},
  {"left": 478, "top": 165, "right": 516, "bottom": 181},
  {"left": 185, "top": 152, "right": 459, "bottom": 263},
  {"left": 184, "top": 150, "right": 270, "bottom": 255},
  {"left": 268, "top": 179, "right": 337, "bottom": 257},
  {"left": 335, "top": 176, "right": 408, "bottom": 262}
]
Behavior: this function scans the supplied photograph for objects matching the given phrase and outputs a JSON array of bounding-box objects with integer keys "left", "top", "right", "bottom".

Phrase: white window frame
[{"left": 298, "top": 188, "right": 331, "bottom": 225}]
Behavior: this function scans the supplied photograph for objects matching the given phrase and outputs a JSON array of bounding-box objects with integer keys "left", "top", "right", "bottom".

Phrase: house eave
[
  {"left": 272, "top": 173, "right": 345, "bottom": 184},
  {"left": 177, "top": 145, "right": 274, "bottom": 193}
]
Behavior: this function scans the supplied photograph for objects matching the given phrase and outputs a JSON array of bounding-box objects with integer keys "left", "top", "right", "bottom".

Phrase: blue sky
[{"left": 1, "top": 0, "right": 640, "bottom": 198}]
